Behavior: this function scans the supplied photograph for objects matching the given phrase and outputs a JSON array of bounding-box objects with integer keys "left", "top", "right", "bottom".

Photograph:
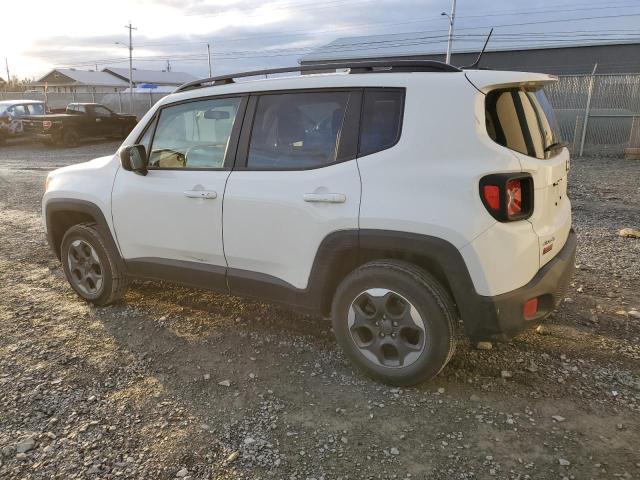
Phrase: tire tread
[
  {"left": 61, "top": 222, "right": 129, "bottom": 305},
  {"left": 332, "top": 259, "right": 457, "bottom": 385}
]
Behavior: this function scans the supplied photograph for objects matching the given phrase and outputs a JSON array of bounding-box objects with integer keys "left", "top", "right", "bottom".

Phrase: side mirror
[
  {"left": 120, "top": 145, "right": 148, "bottom": 176},
  {"left": 204, "top": 109, "right": 230, "bottom": 120}
]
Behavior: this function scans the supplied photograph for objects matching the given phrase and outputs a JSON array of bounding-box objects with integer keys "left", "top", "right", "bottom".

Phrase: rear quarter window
[
  {"left": 358, "top": 89, "right": 404, "bottom": 157},
  {"left": 485, "top": 88, "right": 562, "bottom": 160}
]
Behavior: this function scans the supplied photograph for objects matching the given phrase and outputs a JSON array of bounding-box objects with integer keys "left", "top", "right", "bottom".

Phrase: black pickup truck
[{"left": 22, "top": 103, "right": 137, "bottom": 147}]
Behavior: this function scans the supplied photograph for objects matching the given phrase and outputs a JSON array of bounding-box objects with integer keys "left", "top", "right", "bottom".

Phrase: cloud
[{"left": 5, "top": 0, "right": 639, "bottom": 79}]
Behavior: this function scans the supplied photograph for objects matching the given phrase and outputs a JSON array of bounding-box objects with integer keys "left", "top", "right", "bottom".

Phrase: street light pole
[
  {"left": 207, "top": 43, "right": 212, "bottom": 77},
  {"left": 125, "top": 22, "right": 137, "bottom": 113},
  {"left": 442, "top": 0, "right": 457, "bottom": 64},
  {"left": 5, "top": 57, "right": 10, "bottom": 87}
]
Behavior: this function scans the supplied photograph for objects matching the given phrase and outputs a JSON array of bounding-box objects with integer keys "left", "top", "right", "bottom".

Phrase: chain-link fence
[
  {"left": 2, "top": 73, "right": 640, "bottom": 157},
  {"left": 545, "top": 73, "right": 640, "bottom": 157},
  {"left": 0, "top": 91, "right": 170, "bottom": 120}
]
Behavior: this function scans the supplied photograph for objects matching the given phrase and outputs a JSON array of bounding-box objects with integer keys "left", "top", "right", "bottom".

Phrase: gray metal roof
[
  {"left": 33, "top": 69, "right": 129, "bottom": 87},
  {"left": 102, "top": 67, "right": 197, "bottom": 85},
  {"left": 0, "top": 99, "right": 45, "bottom": 105},
  {"left": 300, "top": 33, "right": 640, "bottom": 63}
]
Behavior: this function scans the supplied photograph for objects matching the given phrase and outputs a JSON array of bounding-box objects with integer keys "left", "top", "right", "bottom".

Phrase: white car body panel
[
  {"left": 111, "top": 168, "right": 230, "bottom": 265},
  {"left": 42, "top": 154, "right": 119, "bottom": 237},
  {"left": 43, "top": 67, "right": 572, "bottom": 300},
  {"left": 223, "top": 161, "right": 361, "bottom": 289}
]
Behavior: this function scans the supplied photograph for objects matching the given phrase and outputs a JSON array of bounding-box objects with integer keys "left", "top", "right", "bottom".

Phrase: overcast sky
[{"left": 2, "top": 0, "right": 639, "bottom": 80}]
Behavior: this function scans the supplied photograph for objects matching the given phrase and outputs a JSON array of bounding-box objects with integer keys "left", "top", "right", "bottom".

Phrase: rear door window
[
  {"left": 485, "top": 88, "right": 562, "bottom": 159},
  {"left": 358, "top": 89, "right": 404, "bottom": 156},
  {"left": 68, "top": 104, "right": 86, "bottom": 114},
  {"left": 27, "top": 104, "right": 44, "bottom": 115},
  {"left": 247, "top": 91, "right": 350, "bottom": 170}
]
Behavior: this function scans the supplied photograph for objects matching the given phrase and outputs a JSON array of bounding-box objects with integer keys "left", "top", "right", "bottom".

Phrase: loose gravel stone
[{"left": 0, "top": 145, "right": 638, "bottom": 480}]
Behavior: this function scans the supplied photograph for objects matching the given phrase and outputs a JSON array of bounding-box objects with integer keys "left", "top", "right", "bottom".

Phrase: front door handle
[
  {"left": 303, "top": 193, "right": 346, "bottom": 203},
  {"left": 184, "top": 190, "right": 217, "bottom": 199}
]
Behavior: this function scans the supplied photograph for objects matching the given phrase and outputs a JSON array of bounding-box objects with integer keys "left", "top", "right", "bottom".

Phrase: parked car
[
  {"left": 0, "top": 99, "right": 46, "bottom": 146},
  {"left": 42, "top": 61, "right": 576, "bottom": 385},
  {"left": 23, "top": 103, "right": 137, "bottom": 147}
]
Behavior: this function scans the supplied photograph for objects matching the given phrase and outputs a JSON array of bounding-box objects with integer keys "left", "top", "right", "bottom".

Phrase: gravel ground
[{"left": 0, "top": 139, "right": 639, "bottom": 480}]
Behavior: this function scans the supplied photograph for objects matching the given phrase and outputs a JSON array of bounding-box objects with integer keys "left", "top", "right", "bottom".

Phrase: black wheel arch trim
[
  {"left": 228, "top": 229, "right": 485, "bottom": 332},
  {"left": 44, "top": 209, "right": 491, "bottom": 337},
  {"left": 44, "top": 198, "right": 126, "bottom": 273}
]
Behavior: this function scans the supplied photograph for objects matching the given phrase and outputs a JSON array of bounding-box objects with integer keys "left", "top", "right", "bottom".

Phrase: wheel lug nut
[
  {"left": 380, "top": 332, "right": 385, "bottom": 337},
  {"left": 391, "top": 333, "right": 397, "bottom": 338},
  {"left": 393, "top": 321, "right": 398, "bottom": 327}
]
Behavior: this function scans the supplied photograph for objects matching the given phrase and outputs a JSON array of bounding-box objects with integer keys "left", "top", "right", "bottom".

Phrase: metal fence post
[
  {"left": 579, "top": 63, "right": 598, "bottom": 157},
  {"left": 91, "top": 90, "right": 96, "bottom": 102},
  {"left": 118, "top": 91, "right": 123, "bottom": 113},
  {"left": 572, "top": 114, "right": 582, "bottom": 152}
]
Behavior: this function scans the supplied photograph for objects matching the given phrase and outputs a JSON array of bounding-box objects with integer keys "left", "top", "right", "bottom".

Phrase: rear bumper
[{"left": 470, "top": 228, "right": 577, "bottom": 341}]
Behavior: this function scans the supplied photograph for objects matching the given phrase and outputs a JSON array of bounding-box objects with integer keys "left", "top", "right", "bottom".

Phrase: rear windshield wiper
[{"left": 544, "top": 141, "right": 568, "bottom": 153}]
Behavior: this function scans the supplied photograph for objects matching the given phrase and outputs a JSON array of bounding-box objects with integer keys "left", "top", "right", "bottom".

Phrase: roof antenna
[{"left": 462, "top": 28, "right": 493, "bottom": 69}]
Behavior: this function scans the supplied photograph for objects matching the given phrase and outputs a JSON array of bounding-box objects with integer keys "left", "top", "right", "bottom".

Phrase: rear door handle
[
  {"left": 184, "top": 190, "right": 217, "bottom": 199},
  {"left": 303, "top": 193, "right": 346, "bottom": 203}
]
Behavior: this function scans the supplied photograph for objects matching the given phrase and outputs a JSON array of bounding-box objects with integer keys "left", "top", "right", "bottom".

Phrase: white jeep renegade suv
[{"left": 43, "top": 61, "right": 576, "bottom": 385}]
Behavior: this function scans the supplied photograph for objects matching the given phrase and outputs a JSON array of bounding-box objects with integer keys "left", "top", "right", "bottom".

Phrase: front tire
[
  {"left": 332, "top": 260, "right": 457, "bottom": 386},
  {"left": 60, "top": 223, "right": 129, "bottom": 305}
]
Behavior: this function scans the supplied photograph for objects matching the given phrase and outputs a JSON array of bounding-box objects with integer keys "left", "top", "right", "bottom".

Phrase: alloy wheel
[
  {"left": 347, "top": 288, "right": 426, "bottom": 368},
  {"left": 67, "top": 239, "right": 104, "bottom": 296}
]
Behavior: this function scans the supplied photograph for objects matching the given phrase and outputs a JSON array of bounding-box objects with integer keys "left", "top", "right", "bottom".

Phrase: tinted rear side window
[
  {"left": 27, "top": 104, "right": 44, "bottom": 115},
  {"left": 359, "top": 89, "right": 404, "bottom": 156},
  {"left": 247, "top": 91, "right": 350, "bottom": 169},
  {"left": 485, "top": 88, "right": 562, "bottom": 159}
]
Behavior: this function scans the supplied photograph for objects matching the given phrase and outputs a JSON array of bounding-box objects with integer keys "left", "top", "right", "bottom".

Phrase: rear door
[
  {"left": 223, "top": 89, "right": 362, "bottom": 292},
  {"left": 485, "top": 86, "right": 571, "bottom": 266}
]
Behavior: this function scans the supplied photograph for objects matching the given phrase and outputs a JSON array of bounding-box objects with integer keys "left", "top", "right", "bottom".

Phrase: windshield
[{"left": 485, "top": 87, "right": 563, "bottom": 160}]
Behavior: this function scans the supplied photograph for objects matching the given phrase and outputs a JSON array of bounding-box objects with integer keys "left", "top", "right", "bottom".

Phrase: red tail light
[
  {"left": 506, "top": 179, "right": 522, "bottom": 217},
  {"left": 42, "top": 121, "right": 52, "bottom": 130},
  {"left": 482, "top": 185, "right": 500, "bottom": 210},
  {"left": 523, "top": 297, "right": 539, "bottom": 319},
  {"left": 480, "top": 173, "right": 533, "bottom": 222}
]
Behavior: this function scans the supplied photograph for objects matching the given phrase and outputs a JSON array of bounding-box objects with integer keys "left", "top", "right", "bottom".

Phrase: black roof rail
[{"left": 175, "top": 60, "right": 461, "bottom": 93}]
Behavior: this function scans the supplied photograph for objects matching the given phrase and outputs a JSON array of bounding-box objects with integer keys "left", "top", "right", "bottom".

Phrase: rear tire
[
  {"left": 60, "top": 223, "right": 129, "bottom": 306},
  {"left": 331, "top": 260, "right": 457, "bottom": 386},
  {"left": 62, "top": 129, "right": 80, "bottom": 147}
]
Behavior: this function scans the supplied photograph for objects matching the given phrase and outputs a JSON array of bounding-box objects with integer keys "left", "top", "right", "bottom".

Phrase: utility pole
[
  {"left": 207, "top": 43, "right": 212, "bottom": 77},
  {"left": 125, "top": 22, "right": 137, "bottom": 113},
  {"left": 5, "top": 57, "right": 10, "bottom": 87},
  {"left": 442, "top": 0, "right": 457, "bottom": 64}
]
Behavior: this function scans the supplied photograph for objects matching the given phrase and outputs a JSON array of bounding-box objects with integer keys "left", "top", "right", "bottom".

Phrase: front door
[
  {"left": 111, "top": 95, "right": 246, "bottom": 289},
  {"left": 223, "top": 90, "right": 362, "bottom": 293}
]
